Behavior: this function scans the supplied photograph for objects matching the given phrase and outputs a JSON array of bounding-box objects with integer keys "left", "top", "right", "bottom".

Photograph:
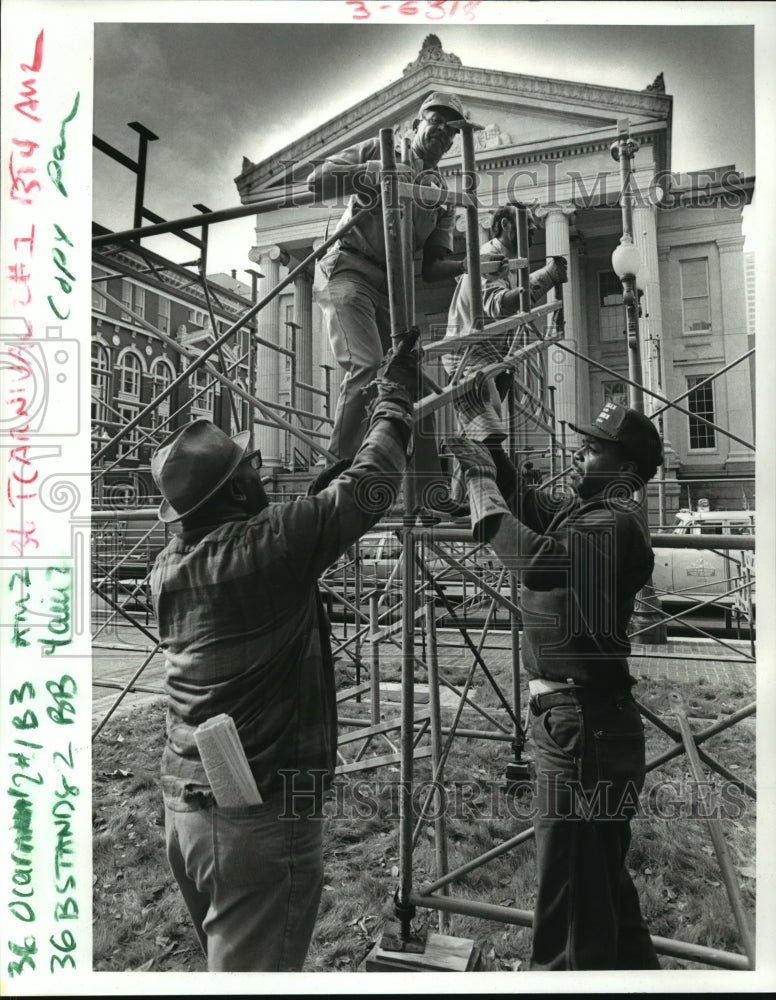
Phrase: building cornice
[{"left": 235, "top": 56, "right": 671, "bottom": 200}]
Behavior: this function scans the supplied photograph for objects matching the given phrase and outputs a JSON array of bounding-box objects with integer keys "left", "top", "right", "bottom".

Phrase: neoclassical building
[{"left": 234, "top": 36, "right": 755, "bottom": 516}]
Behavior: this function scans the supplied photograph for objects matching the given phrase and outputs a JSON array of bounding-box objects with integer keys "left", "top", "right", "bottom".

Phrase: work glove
[
  {"left": 366, "top": 328, "right": 422, "bottom": 442},
  {"left": 529, "top": 255, "right": 568, "bottom": 303},
  {"left": 446, "top": 436, "right": 510, "bottom": 541},
  {"left": 446, "top": 436, "right": 497, "bottom": 481},
  {"left": 375, "top": 327, "right": 422, "bottom": 401}
]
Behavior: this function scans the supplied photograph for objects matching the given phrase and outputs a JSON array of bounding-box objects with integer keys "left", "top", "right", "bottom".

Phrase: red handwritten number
[
  {"left": 426, "top": 0, "right": 447, "bottom": 19},
  {"left": 399, "top": 1, "right": 418, "bottom": 13},
  {"left": 21, "top": 30, "right": 44, "bottom": 72},
  {"left": 464, "top": 0, "right": 479, "bottom": 18},
  {"left": 347, "top": 0, "right": 371, "bottom": 18}
]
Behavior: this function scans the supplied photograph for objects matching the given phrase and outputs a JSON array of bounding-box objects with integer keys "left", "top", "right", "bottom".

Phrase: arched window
[
  {"left": 150, "top": 357, "right": 175, "bottom": 427},
  {"left": 117, "top": 349, "right": 144, "bottom": 399},
  {"left": 91, "top": 340, "right": 112, "bottom": 449}
]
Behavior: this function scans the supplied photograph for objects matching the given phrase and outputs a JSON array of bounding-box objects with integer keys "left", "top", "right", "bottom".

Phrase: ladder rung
[{"left": 423, "top": 301, "right": 561, "bottom": 355}]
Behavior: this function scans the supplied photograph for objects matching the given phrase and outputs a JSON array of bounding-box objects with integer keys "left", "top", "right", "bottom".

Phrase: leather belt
[{"left": 339, "top": 245, "right": 387, "bottom": 272}]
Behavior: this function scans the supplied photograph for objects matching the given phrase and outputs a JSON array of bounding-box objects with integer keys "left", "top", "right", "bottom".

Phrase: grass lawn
[{"left": 92, "top": 641, "right": 756, "bottom": 973}]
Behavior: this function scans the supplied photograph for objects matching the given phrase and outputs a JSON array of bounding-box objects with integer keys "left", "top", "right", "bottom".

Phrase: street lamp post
[{"left": 611, "top": 120, "right": 667, "bottom": 644}]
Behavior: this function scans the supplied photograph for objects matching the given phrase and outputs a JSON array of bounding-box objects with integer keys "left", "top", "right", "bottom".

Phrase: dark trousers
[{"left": 529, "top": 687, "right": 660, "bottom": 970}]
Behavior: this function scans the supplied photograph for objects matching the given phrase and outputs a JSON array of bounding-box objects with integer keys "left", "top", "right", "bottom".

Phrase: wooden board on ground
[{"left": 363, "top": 932, "right": 481, "bottom": 972}]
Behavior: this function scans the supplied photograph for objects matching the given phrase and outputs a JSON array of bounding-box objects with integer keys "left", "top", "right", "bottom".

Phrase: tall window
[
  {"left": 91, "top": 341, "right": 111, "bottom": 449},
  {"left": 598, "top": 270, "right": 624, "bottom": 342},
  {"left": 133, "top": 285, "right": 145, "bottom": 322},
  {"left": 191, "top": 366, "right": 214, "bottom": 416},
  {"left": 687, "top": 374, "right": 716, "bottom": 450},
  {"left": 120, "top": 280, "right": 133, "bottom": 321},
  {"left": 602, "top": 379, "right": 628, "bottom": 408},
  {"left": 150, "top": 357, "right": 175, "bottom": 428},
  {"left": 117, "top": 350, "right": 143, "bottom": 399},
  {"left": 680, "top": 258, "right": 711, "bottom": 334},
  {"left": 92, "top": 268, "right": 108, "bottom": 312},
  {"left": 157, "top": 295, "right": 171, "bottom": 335},
  {"left": 120, "top": 280, "right": 145, "bottom": 324},
  {"left": 116, "top": 403, "right": 140, "bottom": 459}
]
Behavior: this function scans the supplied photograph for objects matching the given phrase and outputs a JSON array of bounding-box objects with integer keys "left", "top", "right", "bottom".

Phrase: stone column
[
  {"left": 247, "top": 244, "right": 288, "bottom": 469},
  {"left": 718, "top": 235, "right": 754, "bottom": 470},
  {"left": 293, "top": 265, "right": 314, "bottom": 466},
  {"left": 536, "top": 203, "right": 577, "bottom": 430}
]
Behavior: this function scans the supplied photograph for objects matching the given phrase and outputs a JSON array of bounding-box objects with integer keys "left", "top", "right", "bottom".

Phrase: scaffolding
[{"left": 91, "top": 116, "right": 756, "bottom": 971}]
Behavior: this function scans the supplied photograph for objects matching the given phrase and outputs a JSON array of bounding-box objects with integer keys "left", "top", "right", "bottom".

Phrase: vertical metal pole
[
  {"left": 547, "top": 386, "right": 557, "bottom": 480},
  {"left": 508, "top": 205, "right": 532, "bottom": 764},
  {"left": 401, "top": 137, "right": 415, "bottom": 327},
  {"left": 380, "top": 129, "right": 409, "bottom": 343},
  {"left": 424, "top": 596, "right": 449, "bottom": 933},
  {"left": 381, "top": 127, "right": 417, "bottom": 938},
  {"left": 459, "top": 123, "right": 485, "bottom": 334},
  {"left": 354, "top": 539, "right": 362, "bottom": 700},
  {"left": 613, "top": 121, "right": 666, "bottom": 643},
  {"left": 369, "top": 592, "right": 381, "bottom": 727},
  {"left": 245, "top": 268, "right": 263, "bottom": 450},
  {"left": 128, "top": 121, "right": 159, "bottom": 232}
]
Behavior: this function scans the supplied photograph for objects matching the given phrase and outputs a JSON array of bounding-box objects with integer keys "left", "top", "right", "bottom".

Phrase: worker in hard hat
[{"left": 308, "top": 91, "right": 470, "bottom": 519}]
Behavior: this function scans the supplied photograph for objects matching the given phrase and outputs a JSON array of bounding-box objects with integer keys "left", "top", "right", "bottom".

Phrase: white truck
[{"left": 651, "top": 508, "right": 755, "bottom": 627}]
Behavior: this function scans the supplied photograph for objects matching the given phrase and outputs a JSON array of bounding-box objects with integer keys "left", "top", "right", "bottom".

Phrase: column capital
[
  {"left": 248, "top": 244, "right": 290, "bottom": 266},
  {"left": 535, "top": 202, "right": 575, "bottom": 222}
]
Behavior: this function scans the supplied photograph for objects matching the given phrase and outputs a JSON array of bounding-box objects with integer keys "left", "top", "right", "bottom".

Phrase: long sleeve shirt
[
  {"left": 309, "top": 137, "right": 455, "bottom": 292},
  {"left": 150, "top": 417, "right": 407, "bottom": 809},
  {"left": 442, "top": 236, "right": 515, "bottom": 375},
  {"left": 484, "top": 486, "right": 654, "bottom": 690}
]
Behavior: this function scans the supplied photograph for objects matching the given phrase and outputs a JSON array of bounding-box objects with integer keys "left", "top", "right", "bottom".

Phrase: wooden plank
[{"left": 364, "top": 932, "right": 481, "bottom": 972}]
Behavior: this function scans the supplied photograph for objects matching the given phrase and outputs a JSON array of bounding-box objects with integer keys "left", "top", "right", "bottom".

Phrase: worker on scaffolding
[
  {"left": 308, "top": 91, "right": 470, "bottom": 519},
  {"left": 440, "top": 202, "right": 567, "bottom": 506},
  {"left": 447, "top": 402, "right": 663, "bottom": 970},
  {"left": 148, "top": 340, "right": 421, "bottom": 972}
]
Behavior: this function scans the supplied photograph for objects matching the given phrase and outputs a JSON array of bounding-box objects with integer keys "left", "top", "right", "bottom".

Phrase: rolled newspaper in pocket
[{"left": 194, "top": 714, "right": 263, "bottom": 806}]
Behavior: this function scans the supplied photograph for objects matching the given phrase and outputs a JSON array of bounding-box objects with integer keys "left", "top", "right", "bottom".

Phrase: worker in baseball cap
[
  {"left": 307, "top": 88, "right": 471, "bottom": 519},
  {"left": 567, "top": 402, "right": 663, "bottom": 497},
  {"left": 444, "top": 403, "right": 663, "bottom": 970}
]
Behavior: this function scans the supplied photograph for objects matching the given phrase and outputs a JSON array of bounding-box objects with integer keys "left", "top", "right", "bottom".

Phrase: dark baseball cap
[{"left": 568, "top": 403, "right": 663, "bottom": 468}]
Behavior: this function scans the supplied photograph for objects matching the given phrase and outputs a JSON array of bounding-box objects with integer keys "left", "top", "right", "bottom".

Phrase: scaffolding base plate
[{"left": 363, "top": 931, "right": 481, "bottom": 972}]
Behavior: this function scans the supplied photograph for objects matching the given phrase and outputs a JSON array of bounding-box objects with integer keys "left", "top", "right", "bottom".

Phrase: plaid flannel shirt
[{"left": 151, "top": 417, "right": 407, "bottom": 809}]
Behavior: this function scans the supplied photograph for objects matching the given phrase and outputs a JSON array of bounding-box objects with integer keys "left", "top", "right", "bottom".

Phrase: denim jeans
[
  {"left": 529, "top": 687, "right": 660, "bottom": 970},
  {"left": 315, "top": 270, "right": 445, "bottom": 505},
  {"left": 164, "top": 796, "right": 324, "bottom": 971}
]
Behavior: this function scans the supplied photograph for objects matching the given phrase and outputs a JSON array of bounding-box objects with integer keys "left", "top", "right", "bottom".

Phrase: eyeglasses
[
  {"left": 422, "top": 111, "right": 457, "bottom": 135},
  {"left": 240, "top": 448, "right": 263, "bottom": 471}
]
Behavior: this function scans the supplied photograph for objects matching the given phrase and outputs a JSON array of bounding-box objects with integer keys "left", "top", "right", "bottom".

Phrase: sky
[{"left": 90, "top": 2, "right": 771, "bottom": 277}]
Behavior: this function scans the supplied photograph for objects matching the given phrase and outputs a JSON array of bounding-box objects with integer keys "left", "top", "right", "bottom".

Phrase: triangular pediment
[{"left": 235, "top": 38, "right": 671, "bottom": 201}]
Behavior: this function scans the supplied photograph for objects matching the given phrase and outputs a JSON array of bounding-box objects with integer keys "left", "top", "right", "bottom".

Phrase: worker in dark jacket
[
  {"left": 447, "top": 401, "right": 663, "bottom": 970},
  {"left": 149, "top": 343, "right": 419, "bottom": 972}
]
